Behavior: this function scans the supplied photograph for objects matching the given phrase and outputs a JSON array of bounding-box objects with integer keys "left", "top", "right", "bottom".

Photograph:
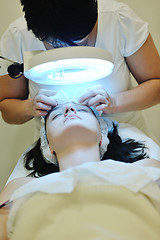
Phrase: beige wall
[
  {"left": 0, "top": 0, "right": 160, "bottom": 191},
  {"left": 0, "top": 0, "right": 23, "bottom": 36},
  {"left": 0, "top": 0, "right": 34, "bottom": 191},
  {"left": 119, "top": 0, "right": 160, "bottom": 143}
]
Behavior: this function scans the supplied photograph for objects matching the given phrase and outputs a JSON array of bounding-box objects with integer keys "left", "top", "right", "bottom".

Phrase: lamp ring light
[{"left": 24, "top": 47, "right": 114, "bottom": 85}]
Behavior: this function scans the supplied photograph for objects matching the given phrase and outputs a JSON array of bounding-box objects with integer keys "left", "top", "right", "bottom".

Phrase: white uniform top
[{"left": 0, "top": 0, "right": 149, "bottom": 136}]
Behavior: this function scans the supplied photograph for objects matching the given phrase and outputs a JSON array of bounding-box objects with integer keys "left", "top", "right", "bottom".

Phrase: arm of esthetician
[
  {"left": 79, "top": 35, "right": 160, "bottom": 114},
  {"left": 0, "top": 74, "right": 57, "bottom": 124}
]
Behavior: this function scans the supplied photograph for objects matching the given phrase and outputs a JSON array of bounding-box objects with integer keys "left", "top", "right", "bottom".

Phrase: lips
[{"left": 64, "top": 114, "right": 81, "bottom": 122}]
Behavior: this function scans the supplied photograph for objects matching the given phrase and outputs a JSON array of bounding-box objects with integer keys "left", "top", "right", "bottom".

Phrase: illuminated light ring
[
  {"left": 25, "top": 58, "right": 114, "bottom": 85},
  {"left": 24, "top": 47, "right": 114, "bottom": 85}
]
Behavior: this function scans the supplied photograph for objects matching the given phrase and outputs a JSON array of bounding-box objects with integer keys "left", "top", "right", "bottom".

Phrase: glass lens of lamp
[{"left": 24, "top": 58, "right": 114, "bottom": 85}]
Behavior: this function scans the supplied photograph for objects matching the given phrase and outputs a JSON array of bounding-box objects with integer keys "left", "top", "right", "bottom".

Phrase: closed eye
[
  {"left": 77, "top": 109, "right": 89, "bottom": 113},
  {"left": 52, "top": 113, "right": 62, "bottom": 120}
]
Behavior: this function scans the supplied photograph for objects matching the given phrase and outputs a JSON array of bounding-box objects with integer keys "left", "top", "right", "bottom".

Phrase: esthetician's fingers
[
  {"left": 95, "top": 98, "right": 115, "bottom": 113},
  {"left": 78, "top": 86, "right": 108, "bottom": 106},
  {"left": 30, "top": 89, "right": 57, "bottom": 117},
  {"left": 78, "top": 85, "right": 107, "bottom": 104},
  {"left": 78, "top": 85, "right": 115, "bottom": 114},
  {"left": 86, "top": 93, "right": 109, "bottom": 106},
  {"left": 87, "top": 93, "right": 115, "bottom": 114}
]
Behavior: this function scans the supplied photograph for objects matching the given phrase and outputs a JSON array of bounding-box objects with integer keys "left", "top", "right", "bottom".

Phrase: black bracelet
[{"left": 0, "top": 200, "right": 12, "bottom": 208}]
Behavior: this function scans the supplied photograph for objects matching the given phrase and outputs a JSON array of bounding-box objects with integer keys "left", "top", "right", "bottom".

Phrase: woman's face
[{"left": 46, "top": 102, "right": 101, "bottom": 152}]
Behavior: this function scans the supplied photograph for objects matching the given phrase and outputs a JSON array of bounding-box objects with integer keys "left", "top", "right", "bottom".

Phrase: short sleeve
[
  {"left": 0, "top": 16, "right": 44, "bottom": 76},
  {"left": 0, "top": 18, "right": 25, "bottom": 75},
  {"left": 117, "top": 4, "right": 149, "bottom": 57},
  {"left": 0, "top": 22, "right": 24, "bottom": 63}
]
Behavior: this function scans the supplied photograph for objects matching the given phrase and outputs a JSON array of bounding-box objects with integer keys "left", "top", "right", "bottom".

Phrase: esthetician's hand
[
  {"left": 78, "top": 85, "right": 115, "bottom": 114},
  {"left": 29, "top": 89, "right": 57, "bottom": 117}
]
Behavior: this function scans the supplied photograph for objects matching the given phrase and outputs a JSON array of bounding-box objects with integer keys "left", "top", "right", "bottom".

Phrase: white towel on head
[
  {"left": 48, "top": 88, "right": 85, "bottom": 104},
  {"left": 46, "top": 88, "right": 103, "bottom": 115}
]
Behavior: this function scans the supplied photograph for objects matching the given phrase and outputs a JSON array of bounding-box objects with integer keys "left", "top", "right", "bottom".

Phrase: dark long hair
[{"left": 24, "top": 123, "right": 148, "bottom": 177}]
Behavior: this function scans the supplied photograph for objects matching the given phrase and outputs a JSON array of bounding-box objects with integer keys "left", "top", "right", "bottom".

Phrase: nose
[{"left": 64, "top": 104, "right": 77, "bottom": 116}]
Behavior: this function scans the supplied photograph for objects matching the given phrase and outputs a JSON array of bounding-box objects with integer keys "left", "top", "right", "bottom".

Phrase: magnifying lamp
[{"left": 24, "top": 47, "right": 114, "bottom": 85}]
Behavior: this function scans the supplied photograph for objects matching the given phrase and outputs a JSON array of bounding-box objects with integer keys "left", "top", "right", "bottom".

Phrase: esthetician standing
[{"left": 0, "top": 0, "right": 160, "bottom": 137}]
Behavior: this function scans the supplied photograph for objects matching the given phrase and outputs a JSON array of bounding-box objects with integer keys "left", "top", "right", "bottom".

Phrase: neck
[
  {"left": 57, "top": 143, "right": 100, "bottom": 171},
  {"left": 86, "top": 20, "right": 98, "bottom": 47}
]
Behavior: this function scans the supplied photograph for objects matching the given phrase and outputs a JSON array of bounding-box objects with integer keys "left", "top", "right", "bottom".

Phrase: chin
[
  {"left": 51, "top": 122, "right": 101, "bottom": 152},
  {"left": 63, "top": 124, "right": 100, "bottom": 145},
  {"left": 64, "top": 121, "right": 95, "bottom": 132}
]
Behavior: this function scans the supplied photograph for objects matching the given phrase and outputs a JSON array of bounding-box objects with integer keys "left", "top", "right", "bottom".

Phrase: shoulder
[
  {"left": 7, "top": 15, "right": 28, "bottom": 33},
  {"left": 97, "top": 0, "right": 148, "bottom": 56},
  {"left": 98, "top": 0, "right": 147, "bottom": 24},
  {"left": 0, "top": 15, "right": 44, "bottom": 62},
  {"left": 1, "top": 16, "right": 30, "bottom": 43},
  {"left": 98, "top": 0, "right": 130, "bottom": 13},
  {"left": 0, "top": 16, "right": 29, "bottom": 61}
]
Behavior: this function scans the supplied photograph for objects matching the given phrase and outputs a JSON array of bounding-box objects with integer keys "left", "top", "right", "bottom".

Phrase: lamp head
[{"left": 24, "top": 47, "right": 114, "bottom": 85}]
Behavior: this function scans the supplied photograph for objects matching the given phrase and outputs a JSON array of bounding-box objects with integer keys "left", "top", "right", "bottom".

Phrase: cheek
[
  {"left": 46, "top": 122, "right": 63, "bottom": 148},
  {"left": 98, "top": 126, "right": 102, "bottom": 142},
  {"left": 96, "top": 122, "right": 102, "bottom": 141},
  {"left": 47, "top": 130, "right": 57, "bottom": 151},
  {"left": 91, "top": 117, "right": 102, "bottom": 141},
  {"left": 46, "top": 119, "right": 62, "bottom": 135},
  {"left": 85, "top": 117, "right": 101, "bottom": 138},
  {"left": 46, "top": 124, "right": 57, "bottom": 144}
]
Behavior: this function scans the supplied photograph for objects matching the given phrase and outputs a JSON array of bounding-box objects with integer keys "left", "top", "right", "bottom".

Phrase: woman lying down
[{"left": 1, "top": 102, "right": 160, "bottom": 240}]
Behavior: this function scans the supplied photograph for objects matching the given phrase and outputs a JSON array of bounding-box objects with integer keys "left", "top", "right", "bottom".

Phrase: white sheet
[
  {"left": 7, "top": 159, "right": 160, "bottom": 239},
  {"left": 10, "top": 160, "right": 160, "bottom": 209}
]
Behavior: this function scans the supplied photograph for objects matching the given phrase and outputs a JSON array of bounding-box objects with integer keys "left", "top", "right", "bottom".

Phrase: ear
[
  {"left": 49, "top": 145, "right": 53, "bottom": 153},
  {"left": 48, "top": 147, "right": 52, "bottom": 153},
  {"left": 49, "top": 148, "right": 54, "bottom": 154},
  {"left": 49, "top": 146, "right": 57, "bottom": 156},
  {"left": 99, "top": 136, "right": 102, "bottom": 146}
]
